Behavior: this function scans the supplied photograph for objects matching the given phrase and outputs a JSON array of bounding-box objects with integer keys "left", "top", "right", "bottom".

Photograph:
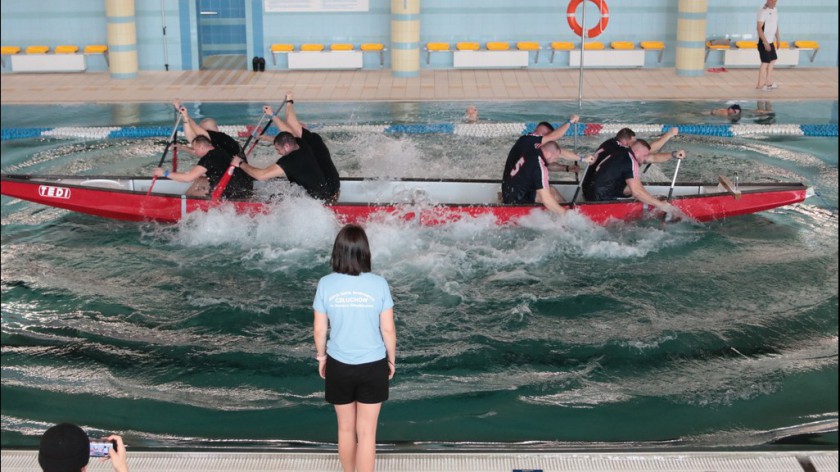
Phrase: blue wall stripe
[
  {"left": 110, "top": 72, "right": 138, "bottom": 79},
  {"left": 392, "top": 13, "right": 419, "bottom": 21},
  {"left": 179, "top": 0, "right": 192, "bottom": 70},
  {"left": 392, "top": 42, "right": 419, "bottom": 50},
  {"left": 676, "top": 69, "right": 705, "bottom": 77},
  {"left": 677, "top": 40, "right": 707, "bottom": 49},
  {"left": 109, "top": 44, "right": 138, "bottom": 53},
  {"left": 106, "top": 16, "right": 136, "bottom": 24},
  {"left": 252, "top": 0, "right": 264, "bottom": 57},
  {"left": 677, "top": 12, "right": 707, "bottom": 20}
]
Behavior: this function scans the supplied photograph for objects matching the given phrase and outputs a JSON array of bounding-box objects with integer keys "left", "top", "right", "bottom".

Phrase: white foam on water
[
  {"left": 520, "top": 335, "right": 839, "bottom": 408},
  {"left": 0, "top": 359, "right": 319, "bottom": 411},
  {"left": 170, "top": 183, "right": 339, "bottom": 254}
]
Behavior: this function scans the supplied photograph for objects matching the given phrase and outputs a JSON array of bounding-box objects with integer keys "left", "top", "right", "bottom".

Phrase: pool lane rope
[{"left": 1, "top": 122, "right": 836, "bottom": 141}]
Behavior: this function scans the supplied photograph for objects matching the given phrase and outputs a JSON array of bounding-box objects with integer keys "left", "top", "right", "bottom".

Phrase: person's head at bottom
[
  {"left": 38, "top": 423, "right": 89, "bottom": 472},
  {"left": 332, "top": 224, "right": 371, "bottom": 275}
]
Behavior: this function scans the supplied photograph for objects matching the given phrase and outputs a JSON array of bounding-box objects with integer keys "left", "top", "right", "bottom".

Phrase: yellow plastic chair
[
  {"left": 517, "top": 41, "right": 541, "bottom": 63},
  {"left": 301, "top": 43, "right": 325, "bottom": 52},
  {"left": 269, "top": 43, "right": 294, "bottom": 65},
  {"left": 795, "top": 40, "right": 820, "bottom": 62},
  {"left": 583, "top": 42, "right": 605, "bottom": 50},
  {"left": 55, "top": 45, "right": 80, "bottom": 54},
  {"left": 641, "top": 41, "right": 665, "bottom": 62},
  {"left": 83, "top": 44, "right": 109, "bottom": 66},
  {"left": 611, "top": 41, "right": 635, "bottom": 50},
  {"left": 705, "top": 39, "right": 730, "bottom": 61},
  {"left": 549, "top": 41, "right": 574, "bottom": 63},
  {"left": 456, "top": 42, "right": 480, "bottom": 51},
  {"left": 1, "top": 45, "right": 21, "bottom": 67},
  {"left": 425, "top": 42, "right": 451, "bottom": 63},
  {"left": 736, "top": 40, "right": 758, "bottom": 49},
  {"left": 330, "top": 43, "right": 354, "bottom": 51},
  {"left": 486, "top": 42, "right": 510, "bottom": 51},
  {"left": 26, "top": 45, "right": 50, "bottom": 54},
  {"left": 361, "top": 42, "right": 386, "bottom": 66},
  {"left": 84, "top": 44, "right": 108, "bottom": 54}
]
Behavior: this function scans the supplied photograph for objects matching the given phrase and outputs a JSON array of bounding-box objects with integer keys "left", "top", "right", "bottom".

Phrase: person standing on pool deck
[
  {"left": 313, "top": 224, "right": 396, "bottom": 472},
  {"left": 756, "top": 0, "right": 781, "bottom": 91},
  {"left": 263, "top": 92, "right": 341, "bottom": 202}
]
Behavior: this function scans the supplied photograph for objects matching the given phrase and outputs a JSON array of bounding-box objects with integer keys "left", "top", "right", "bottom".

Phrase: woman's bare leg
[
  {"left": 334, "top": 403, "right": 358, "bottom": 472},
  {"left": 354, "top": 402, "right": 382, "bottom": 472}
]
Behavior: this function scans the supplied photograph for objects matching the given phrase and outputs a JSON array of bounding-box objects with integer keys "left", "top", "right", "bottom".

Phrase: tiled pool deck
[{"left": 1, "top": 67, "right": 837, "bottom": 104}]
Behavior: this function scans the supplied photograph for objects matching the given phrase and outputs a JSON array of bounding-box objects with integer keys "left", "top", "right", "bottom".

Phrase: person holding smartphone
[
  {"left": 38, "top": 423, "right": 128, "bottom": 472},
  {"left": 313, "top": 224, "right": 397, "bottom": 472}
]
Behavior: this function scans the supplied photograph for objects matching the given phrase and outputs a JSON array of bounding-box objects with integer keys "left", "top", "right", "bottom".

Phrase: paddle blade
[
  {"left": 146, "top": 176, "right": 158, "bottom": 196},
  {"left": 211, "top": 165, "right": 235, "bottom": 202}
]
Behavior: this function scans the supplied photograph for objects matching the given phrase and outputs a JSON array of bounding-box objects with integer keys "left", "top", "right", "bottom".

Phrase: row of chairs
[
  {"left": 269, "top": 42, "right": 386, "bottom": 66},
  {"left": 425, "top": 41, "right": 666, "bottom": 64},
  {"left": 1, "top": 44, "right": 109, "bottom": 67},
  {"left": 705, "top": 39, "right": 820, "bottom": 62}
]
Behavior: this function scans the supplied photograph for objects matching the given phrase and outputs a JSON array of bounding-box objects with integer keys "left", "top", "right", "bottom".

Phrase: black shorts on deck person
[
  {"left": 757, "top": 39, "right": 777, "bottom": 63},
  {"left": 325, "top": 356, "right": 390, "bottom": 405}
]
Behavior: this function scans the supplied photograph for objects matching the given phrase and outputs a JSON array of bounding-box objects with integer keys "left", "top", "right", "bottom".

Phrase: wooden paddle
[
  {"left": 210, "top": 100, "right": 288, "bottom": 202},
  {"left": 146, "top": 113, "right": 183, "bottom": 196},
  {"left": 718, "top": 174, "right": 742, "bottom": 199}
]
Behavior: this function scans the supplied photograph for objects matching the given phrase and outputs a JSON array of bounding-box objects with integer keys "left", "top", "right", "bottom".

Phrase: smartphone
[{"left": 89, "top": 440, "right": 117, "bottom": 457}]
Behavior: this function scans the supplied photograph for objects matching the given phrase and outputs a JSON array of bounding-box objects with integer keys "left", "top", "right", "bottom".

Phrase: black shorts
[
  {"left": 325, "top": 356, "right": 389, "bottom": 405},
  {"left": 758, "top": 40, "right": 777, "bottom": 63}
]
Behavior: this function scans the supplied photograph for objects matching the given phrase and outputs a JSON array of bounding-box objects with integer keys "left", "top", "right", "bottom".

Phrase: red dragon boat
[{"left": 0, "top": 174, "right": 810, "bottom": 225}]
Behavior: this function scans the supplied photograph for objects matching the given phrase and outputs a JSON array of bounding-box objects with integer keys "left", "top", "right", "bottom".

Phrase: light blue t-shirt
[{"left": 313, "top": 272, "right": 394, "bottom": 365}]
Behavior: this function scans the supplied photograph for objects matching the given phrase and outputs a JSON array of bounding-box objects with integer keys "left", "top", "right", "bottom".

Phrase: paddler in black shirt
[
  {"left": 153, "top": 135, "right": 253, "bottom": 199},
  {"left": 263, "top": 92, "right": 340, "bottom": 202},
  {"left": 172, "top": 99, "right": 244, "bottom": 158},
  {"left": 232, "top": 131, "right": 332, "bottom": 201}
]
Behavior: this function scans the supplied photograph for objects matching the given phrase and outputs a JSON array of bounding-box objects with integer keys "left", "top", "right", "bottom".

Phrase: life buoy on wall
[{"left": 567, "top": 0, "right": 609, "bottom": 39}]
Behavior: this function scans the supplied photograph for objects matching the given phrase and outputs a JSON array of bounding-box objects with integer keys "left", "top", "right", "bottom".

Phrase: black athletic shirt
[
  {"left": 197, "top": 148, "right": 254, "bottom": 200},
  {"left": 501, "top": 134, "right": 550, "bottom": 204},
  {"left": 301, "top": 128, "right": 340, "bottom": 197},
  {"left": 207, "top": 129, "right": 243, "bottom": 158},
  {"left": 582, "top": 138, "right": 626, "bottom": 194},
  {"left": 276, "top": 138, "right": 331, "bottom": 200},
  {"left": 583, "top": 147, "right": 640, "bottom": 201}
]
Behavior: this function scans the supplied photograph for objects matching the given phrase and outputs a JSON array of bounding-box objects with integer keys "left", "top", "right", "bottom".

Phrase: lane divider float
[{"left": 1, "top": 122, "right": 836, "bottom": 141}]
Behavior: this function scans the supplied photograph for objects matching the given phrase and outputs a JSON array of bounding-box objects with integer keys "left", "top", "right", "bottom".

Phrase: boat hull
[{"left": 1, "top": 174, "right": 809, "bottom": 225}]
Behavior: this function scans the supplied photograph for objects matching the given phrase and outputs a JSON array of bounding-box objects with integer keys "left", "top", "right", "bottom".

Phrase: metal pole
[
  {"left": 577, "top": 0, "right": 586, "bottom": 110},
  {"left": 161, "top": 0, "right": 170, "bottom": 71}
]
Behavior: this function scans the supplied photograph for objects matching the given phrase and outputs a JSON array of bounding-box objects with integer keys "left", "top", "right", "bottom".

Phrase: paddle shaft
[
  {"left": 243, "top": 99, "right": 289, "bottom": 158},
  {"left": 211, "top": 101, "right": 288, "bottom": 202},
  {"left": 146, "top": 113, "right": 184, "bottom": 196},
  {"left": 570, "top": 160, "right": 590, "bottom": 206},
  {"left": 666, "top": 157, "right": 682, "bottom": 202}
]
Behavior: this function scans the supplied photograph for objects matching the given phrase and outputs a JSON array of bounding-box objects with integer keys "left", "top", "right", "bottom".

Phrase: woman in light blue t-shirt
[{"left": 313, "top": 224, "right": 396, "bottom": 472}]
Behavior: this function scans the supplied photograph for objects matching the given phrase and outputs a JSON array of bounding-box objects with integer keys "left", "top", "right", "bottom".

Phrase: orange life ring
[{"left": 567, "top": 0, "right": 609, "bottom": 39}]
